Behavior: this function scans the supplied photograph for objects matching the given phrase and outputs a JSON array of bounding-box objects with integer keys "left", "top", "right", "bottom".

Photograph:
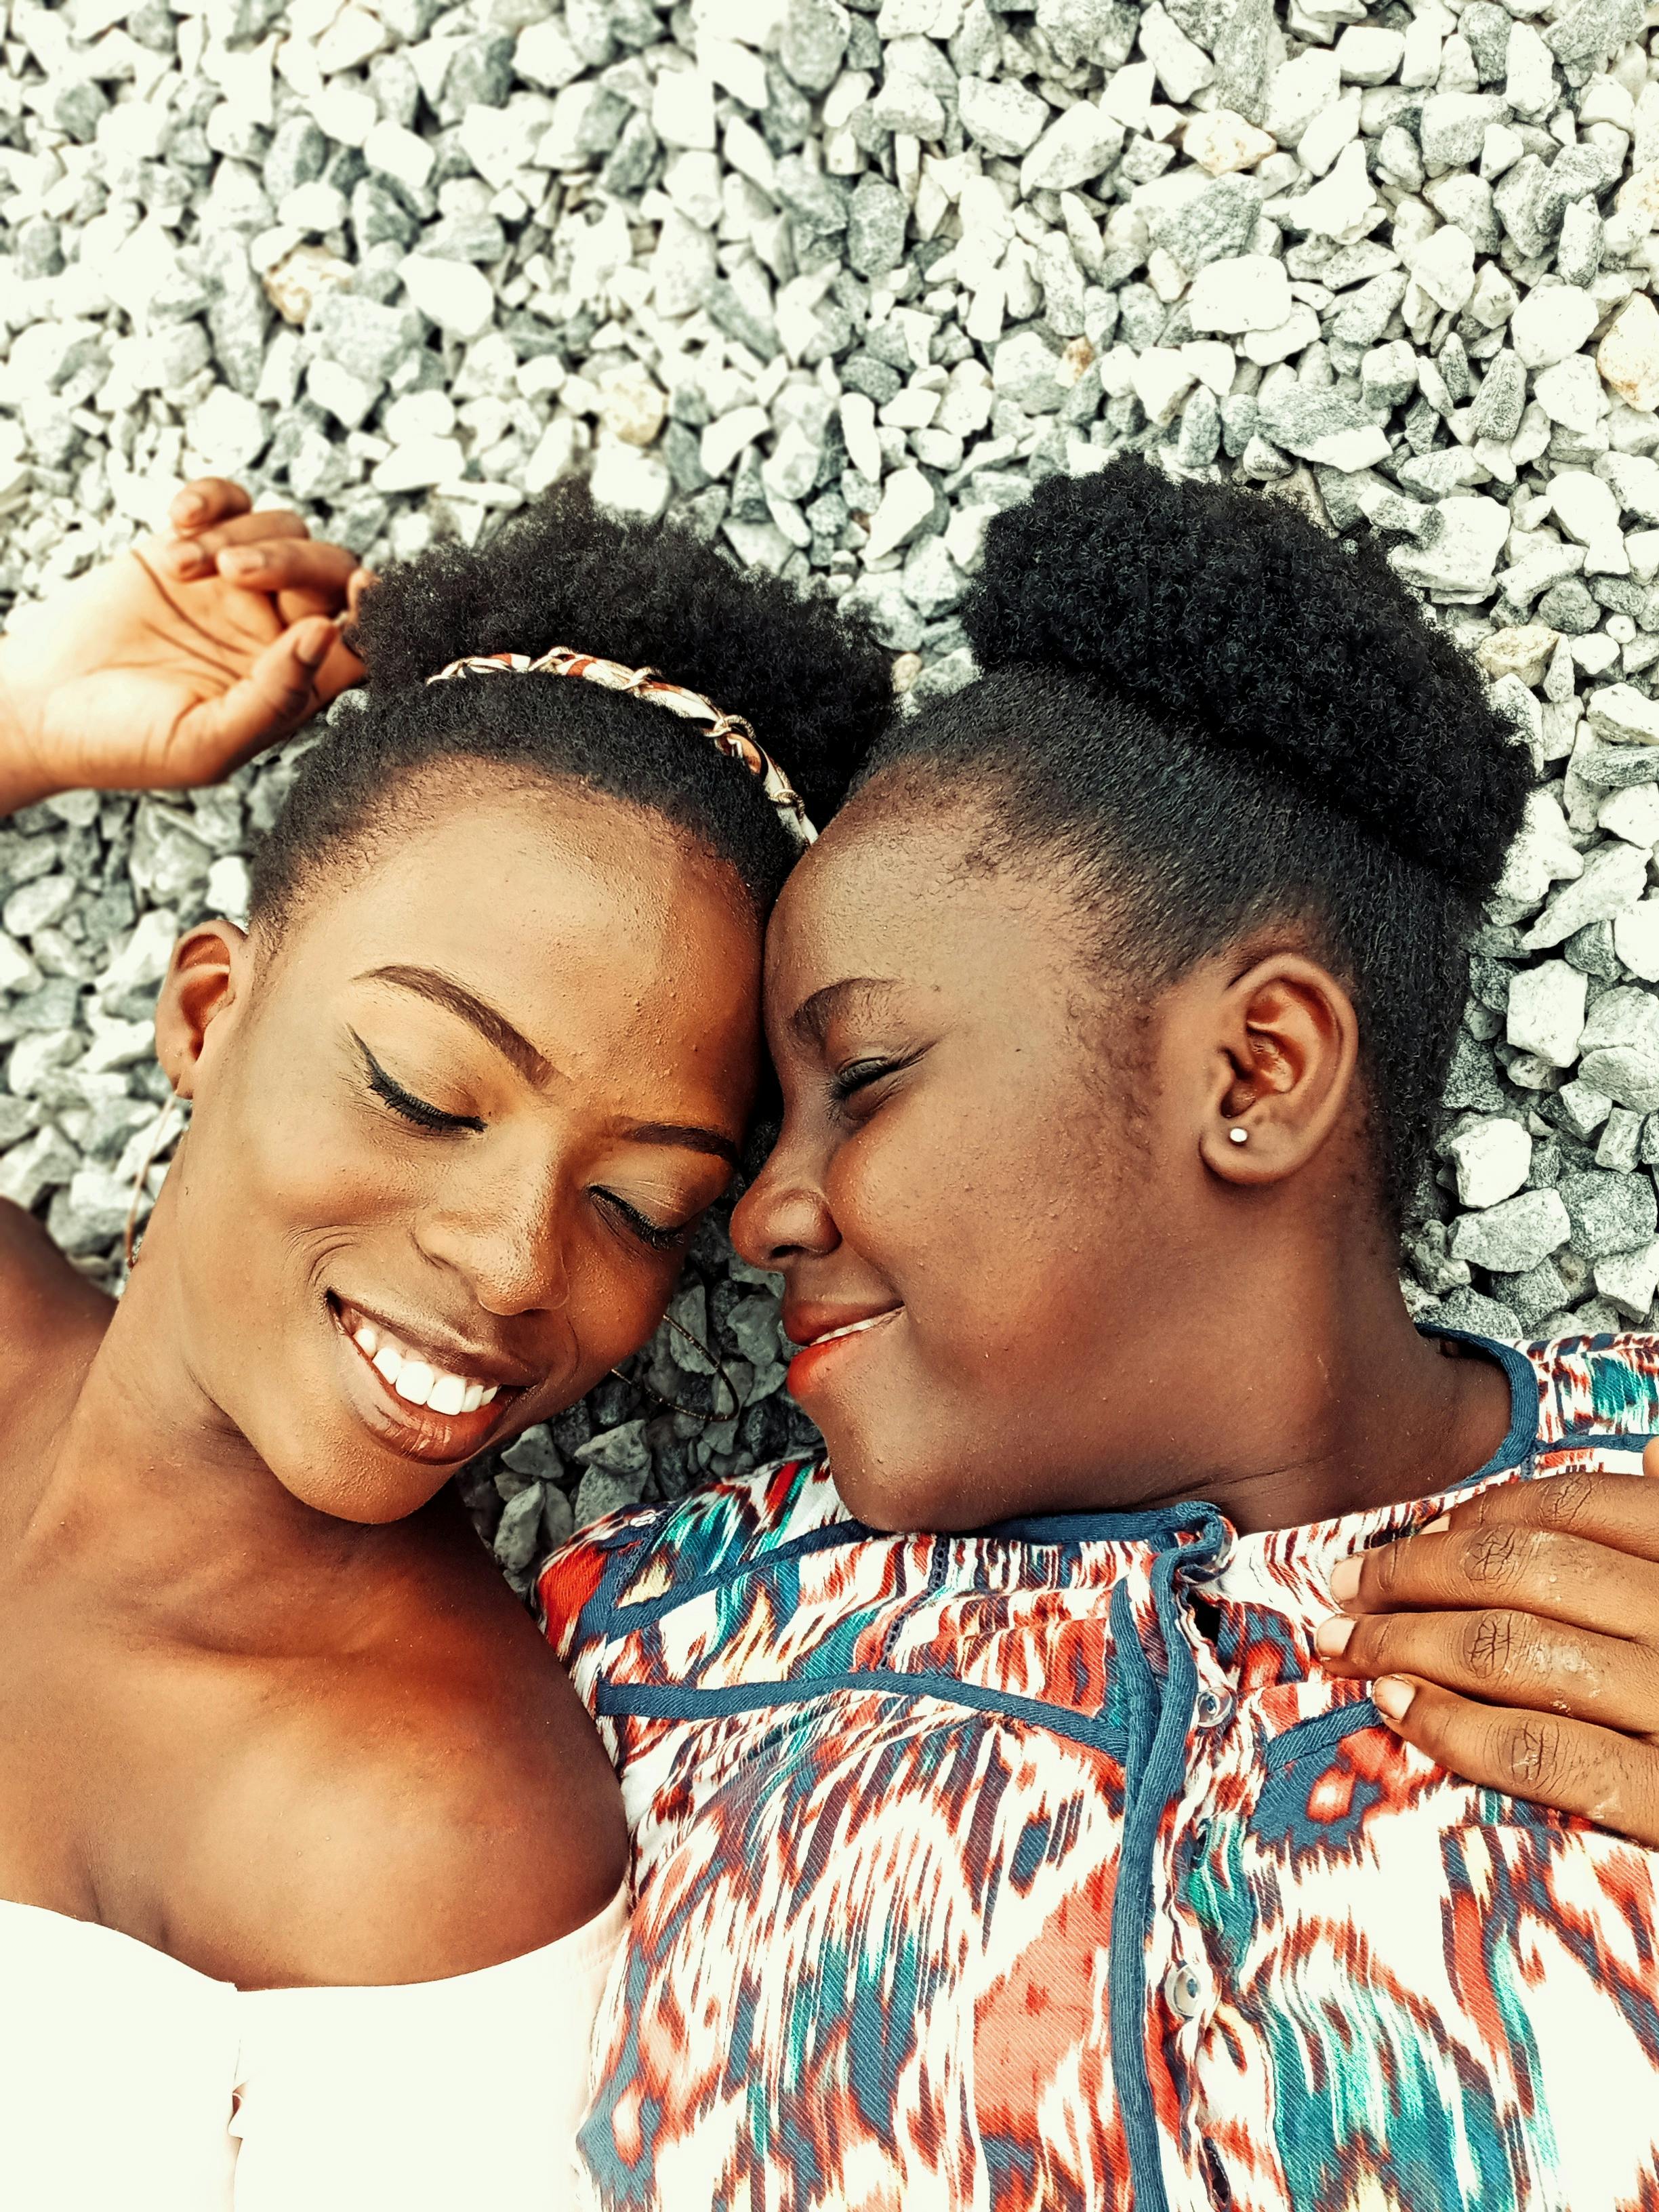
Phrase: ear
[
  {"left": 154, "top": 920, "right": 249, "bottom": 1101},
  {"left": 1197, "top": 953, "right": 1359, "bottom": 1187}
]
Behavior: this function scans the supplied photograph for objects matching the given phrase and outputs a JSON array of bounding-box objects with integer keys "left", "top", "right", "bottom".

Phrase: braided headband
[{"left": 425, "top": 647, "right": 817, "bottom": 849}]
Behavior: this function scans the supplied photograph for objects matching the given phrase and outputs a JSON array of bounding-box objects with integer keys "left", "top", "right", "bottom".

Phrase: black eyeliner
[
  {"left": 350, "top": 1031, "right": 485, "bottom": 1134},
  {"left": 598, "top": 1191, "right": 687, "bottom": 1252}
]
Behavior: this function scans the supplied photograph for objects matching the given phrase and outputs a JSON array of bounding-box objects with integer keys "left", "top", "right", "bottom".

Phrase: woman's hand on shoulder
[
  {"left": 1316, "top": 1454, "right": 1659, "bottom": 1845},
  {"left": 0, "top": 479, "right": 368, "bottom": 817}
]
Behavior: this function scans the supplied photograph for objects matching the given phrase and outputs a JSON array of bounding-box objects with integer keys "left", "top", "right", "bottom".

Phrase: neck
[
  {"left": 9, "top": 1240, "right": 396, "bottom": 1625},
  {"left": 1115, "top": 1216, "right": 1514, "bottom": 1538}
]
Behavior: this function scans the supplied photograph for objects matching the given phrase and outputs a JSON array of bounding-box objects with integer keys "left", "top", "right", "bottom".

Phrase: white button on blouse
[{"left": 0, "top": 1889, "right": 628, "bottom": 2210}]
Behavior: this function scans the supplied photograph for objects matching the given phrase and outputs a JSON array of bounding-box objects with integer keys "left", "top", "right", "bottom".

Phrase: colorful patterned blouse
[{"left": 540, "top": 1330, "right": 1659, "bottom": 2212}]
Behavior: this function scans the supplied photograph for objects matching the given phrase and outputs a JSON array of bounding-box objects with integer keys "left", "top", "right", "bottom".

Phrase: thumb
[{"left": 161, "top": 620, "right": 335, "bottom": 786}]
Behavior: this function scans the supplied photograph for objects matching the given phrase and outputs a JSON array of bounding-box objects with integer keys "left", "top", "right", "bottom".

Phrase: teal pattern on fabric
[{"left": 542, "top": 1333, "right": 1659, "bottom": 2212}]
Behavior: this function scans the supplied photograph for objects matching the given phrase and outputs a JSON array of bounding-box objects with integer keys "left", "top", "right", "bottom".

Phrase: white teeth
[
  {"left": 428, "top": 1372, "right": 466, "bottom": 1416},
  {"left": 348, "top": 1311, "right": 505, "bottom": 1415},
  {"left": 817, "top": 1310, "right": 899, "bottom": 1347},
  {"left": 395, "top": 1359, "right": 436, "bottom": 1406}
]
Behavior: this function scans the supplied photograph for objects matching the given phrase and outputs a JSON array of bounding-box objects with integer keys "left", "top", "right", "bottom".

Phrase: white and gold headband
[{"left": 425, "top": 647, "right": 817, "bottom": 848}]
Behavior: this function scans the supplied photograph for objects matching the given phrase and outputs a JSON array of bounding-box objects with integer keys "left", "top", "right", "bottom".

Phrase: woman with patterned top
[{"left": 544, "top": 460, "right": 1659, "bottom": 2212}]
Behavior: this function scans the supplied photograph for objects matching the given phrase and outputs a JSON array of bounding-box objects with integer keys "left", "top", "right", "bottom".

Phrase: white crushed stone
[{"left": 10, "top": 0, "right": 1659, "bottom": 1536}]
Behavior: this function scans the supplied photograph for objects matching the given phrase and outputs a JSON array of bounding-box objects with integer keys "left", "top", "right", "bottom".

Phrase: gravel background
[{"left": 5, "top": 0, "right": 1659, "bottom": 1577}]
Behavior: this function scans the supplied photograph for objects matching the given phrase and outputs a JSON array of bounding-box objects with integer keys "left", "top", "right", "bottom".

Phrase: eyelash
[
  {"left": 596, "top": 1193, "right": 687, "bottom": 1253},
  {"left": 354, "top": 1036, "right": 686, "bottom": 1250},
  {"left": 830, "top": 1056, "right": 906, "bottom": 1106},
  {"left": 354, "top": 1036, "right": 484, "bottom": 1134}
]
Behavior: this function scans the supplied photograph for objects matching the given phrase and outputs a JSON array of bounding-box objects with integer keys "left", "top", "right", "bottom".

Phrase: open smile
[{"left": 328, "top": 1296, "right": 533, "bottom": 1462}]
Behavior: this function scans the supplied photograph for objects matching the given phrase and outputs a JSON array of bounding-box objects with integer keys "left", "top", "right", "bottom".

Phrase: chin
[
  {"left": 822, "top": 1425, "right": 982, "bottom": 1537},
  {"left": 264, "top": 1434, "right": 451, "bottom": 1525}
]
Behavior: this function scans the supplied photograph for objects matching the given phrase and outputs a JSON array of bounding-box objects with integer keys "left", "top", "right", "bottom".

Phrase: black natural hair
[
  {"left": 249, "top": 484, "right": 893, "bottom": 928},
  {"left": 857, "top": 459, "right": 1534, "bottom": 1223}
]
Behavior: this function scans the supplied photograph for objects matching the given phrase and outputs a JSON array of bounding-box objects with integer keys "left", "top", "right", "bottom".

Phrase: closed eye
[
  {"left": 595, "top": 1190, "right": 687, "bottom": 1253},
  {"left": 353, "top": 1033, "right": 485, "bottom": 1134},
  {"left": 829, "top": 1054, "right": 913, "bottom": 1106}
]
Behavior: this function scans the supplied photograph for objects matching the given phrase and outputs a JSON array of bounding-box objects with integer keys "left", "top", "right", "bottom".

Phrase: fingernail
[
  {"left": 1373, "top": 1677, "right": 1417, "bottom": 1723},
  {"left": 1328, "top": 1555, "right": 1362, "bottom": 1603},
  {"left": 1314, "top": 1614, "right": 1355, "bottom": 1658},
  {"left": 175, "top": 491, "right": 205, "bottom": 521},
  {"left": 220, "top": 549, "right": 261, "bottom": 577},
  {"left": 1425, "top": 1513, "right": 1451, "bottom": 1534},
  {"left": 169, "top": 546, "right": 208, "bottom": 574}
]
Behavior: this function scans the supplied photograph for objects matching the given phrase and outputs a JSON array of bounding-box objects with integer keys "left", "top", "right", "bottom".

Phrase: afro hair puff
[{"left": 961, "top": 459, "right": 1533, "bottom": 901}]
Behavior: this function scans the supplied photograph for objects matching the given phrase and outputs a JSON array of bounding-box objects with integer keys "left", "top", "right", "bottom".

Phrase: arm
[
  {"left": 1316, "top": 1452, "right": 1659, "bottom": 1843},
  {"left": 0, "top": 480, "right": 368, "bottom": 815}
]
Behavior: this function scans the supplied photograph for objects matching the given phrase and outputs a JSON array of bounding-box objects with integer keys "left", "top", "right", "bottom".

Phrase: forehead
[
  {"left": 268, "top": 779, "right": 762, "bottom": 1090},
  {"left": 765, "top": 795, "right": 1080, "bottom": 1022}
]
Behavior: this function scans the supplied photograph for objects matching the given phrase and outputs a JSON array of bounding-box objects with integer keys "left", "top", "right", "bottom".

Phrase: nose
[
  {"left": 415, "top": 1157, "right": 570, "bottom": 1317},
  {"left": 731, "top": 1132, "right": 840, "bottom": 1272}
]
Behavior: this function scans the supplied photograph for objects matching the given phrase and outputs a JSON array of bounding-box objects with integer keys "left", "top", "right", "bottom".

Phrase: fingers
[
  {"left": 221, "top": 537, "right": 359, "bottom": 603},
  {"left": 1368, "top": 1677, "right": 1659, "bottom": 1847},
  {"left": 1326, "top": 1511, "right": 1659, "bottom": 1643},
  {"left": 169, "top": 478, "right": 252, "bottom": 533},
  {"left": 1317, "top": 1603, "right": 1659, "bottom": 1735},
  {"left": 309, "top": 623, "right": 367, "bottom": 708},
  {"left": 160, "top": 619, "right": 338, "bottom": 785},
  {"left": 159, "top": 510, "right": 311, "bottom": 581},
  {"left": 1448, "top": 1467, "right": 1659, "bottom": 1561},
  {"left": 165, "top": 531, "right": 367, "bottom": 626}
]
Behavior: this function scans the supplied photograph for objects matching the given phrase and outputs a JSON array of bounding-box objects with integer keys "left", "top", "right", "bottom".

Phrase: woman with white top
[{"left": 0, "top": 478, "right": 890, "bottom": 2208}]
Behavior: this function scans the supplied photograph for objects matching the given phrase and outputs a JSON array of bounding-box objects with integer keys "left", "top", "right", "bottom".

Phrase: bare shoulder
[
  {"left": 182, "top": 1561, "right": 628, "bottom": 1990},
  {"left": 0, "top": 1197, "right": 112, "bottom": 1409}
]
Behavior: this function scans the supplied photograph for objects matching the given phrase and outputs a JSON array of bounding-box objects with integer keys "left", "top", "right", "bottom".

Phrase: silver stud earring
[{"left": 1228, "top": 1126, "right": 1249, "bottom": 1146}]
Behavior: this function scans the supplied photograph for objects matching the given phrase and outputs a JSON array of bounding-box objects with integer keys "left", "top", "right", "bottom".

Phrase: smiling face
[
  {"left": 150, "top": 769, "right": 760, "bottom": 1524},
  {"left": 731, "top": 794, "right": 1172, "bottom": 1532},
  {"left": 731, "top": 786, "right": 1374, "bottom": 1534}
]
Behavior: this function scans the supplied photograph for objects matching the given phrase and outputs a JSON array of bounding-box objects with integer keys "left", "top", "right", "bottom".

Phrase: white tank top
[{"left": 0, "top": 1889, "right": 627, "bottom": 2209}]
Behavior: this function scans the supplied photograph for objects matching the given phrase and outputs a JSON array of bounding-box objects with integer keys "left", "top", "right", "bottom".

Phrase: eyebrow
[
  {"left": 790, "top": 977, "right": 903, "bottom": 1050},
  {"left": 359, "top": 964, "right": 741, "bottom": 1167},
  {"left": 362, "top": 964, "right": 553, "bottom": 1086},
  {"left": 622, "top": 1121, "right": 740, "bottom": 1168}
]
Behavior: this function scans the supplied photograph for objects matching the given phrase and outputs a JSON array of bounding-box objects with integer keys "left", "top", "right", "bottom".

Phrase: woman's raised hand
[
  {"left": 1317, "top": 1452, "right": 1659, "bottom": 1845},
  {"left": 0, "top": 478, "right": 369, "bottom": 817}
]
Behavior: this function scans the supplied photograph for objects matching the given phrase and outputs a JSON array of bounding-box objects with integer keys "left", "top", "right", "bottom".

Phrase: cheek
[
  {"left": 565, "top": 1250, "right": 680, "bottom": 1378},
  {"left": 181, "top": 1100, "right": 394, "bottom": 1301},
  {"left": 832, "top": 1080, "right": 1121, "bottom": 1352}
]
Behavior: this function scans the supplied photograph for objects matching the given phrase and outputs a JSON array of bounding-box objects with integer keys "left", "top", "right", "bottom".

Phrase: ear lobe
[
  {"left": 1200, "top": 956, "right": 1359, "bottom": 1188},
  {"left": 154, "top": 922, "right": 249, "bottom": 1101}
]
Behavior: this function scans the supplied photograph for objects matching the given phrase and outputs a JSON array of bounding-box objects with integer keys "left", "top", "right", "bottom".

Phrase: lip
[
  {"left": 328, "top": 1296, "right": 529, "bottom": 1466},
  {"left": 331, "top": 1294, "right": 543, "bottom": 1391},
  {"left": 783, "top": 1301, "right": 905, "bottom": 1349},
  {"left": 784, "top": 1303, "right": 903, "bottom": 1401}
]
